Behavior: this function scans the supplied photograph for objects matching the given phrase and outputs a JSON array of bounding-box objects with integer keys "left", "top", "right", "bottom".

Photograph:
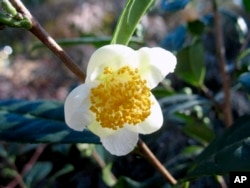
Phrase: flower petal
[
  {"left": 137, "top": 47, "right": 177, "bottom": 89},
  {"left": 86, "top": 44, "right": 139, "bottom": 82},
  {"left": 126, "top": 94, "right": 163, "bottom": 134},
  {"left": 137, "top": 94, "right": 163, "bottom": 134},
  {"left": 88, "top": 121, "right": 116, "bottom": 138},
  {"left": 64, "top": 83, "right": 95, "bottom": 131},
  {"left": 100, "top": 128, "right": 139, "bottom": 156}
]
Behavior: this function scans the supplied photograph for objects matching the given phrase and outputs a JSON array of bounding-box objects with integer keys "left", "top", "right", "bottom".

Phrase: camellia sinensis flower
[{"left": 64, "top": 44, "right": 176, "bottom": 156}]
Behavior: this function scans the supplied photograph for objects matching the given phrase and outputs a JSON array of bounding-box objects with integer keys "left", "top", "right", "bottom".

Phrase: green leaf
[
  {"left": 48, "top": 164, "right": 74, "bottom": 184},
  {"left": 186, "top": 115, "right": 250, "bottom": 179},
  {"left": 152, "top": 87, "right": 174, "bottom": 98},
  {"left": 0, "top": 100, "right": 99, "bottom": 144},
  {"left": 243, "top": 0, "right": 250, "bottom": 13},
  {"left": 102, "top": 163, "right": 116, "bottom": 187},
  {"left": 237, "top": 48, "right": 250, "bottom": 62},
  {"left": 23, "top": 162, "right": 52, "bottom": 188},
  {"left": 0, "top": 12, "right": 32, "bottom": 29},
  {"left": 175, "top": 40, "right": 205, "bottom": 87},
  {"left": 182, "top": 145, "right": 203, "bottom": 157},
  {"left": 114, "top": 177, "right": 143, "bottom": 188},
  {"left": 161, "top": 94, "right": 211, "bottom": 115},
  {"left": 111, "top": 0, "right": 155, "bottom": 45},
  {"left": 1, "top": 0, "right": 17, "bottom": 16},
  {"left": 187, "top": 20, "right": 205, "bottom": 36},
  {"left": 237, "top": 48, "right": 250, "bottom": 70},
  {"left": 179, "top": 114, "right": 215, "bottom": 144},
  {"left": 159, "top": 94, "right": 203, "bottom": 107},
  {"left": 238, "top": 72, "right": 250, "bottom": 92}
]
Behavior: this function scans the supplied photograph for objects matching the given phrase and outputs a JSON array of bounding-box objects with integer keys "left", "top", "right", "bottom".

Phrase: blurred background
[{"left": 0, "top": 0, "right": 250, "bottom": 187}]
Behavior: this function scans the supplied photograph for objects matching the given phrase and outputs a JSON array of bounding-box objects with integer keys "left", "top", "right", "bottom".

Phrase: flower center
[{"left": 89, "top": 66, "right": 151, "bottom": 130}]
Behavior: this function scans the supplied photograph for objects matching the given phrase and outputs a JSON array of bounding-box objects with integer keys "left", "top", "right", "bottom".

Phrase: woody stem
[{"left": 137, "top": 139, "right": 177, "bottom": 185}]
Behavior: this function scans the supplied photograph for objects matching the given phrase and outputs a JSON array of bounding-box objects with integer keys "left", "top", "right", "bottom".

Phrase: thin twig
[
  {"left": 21, "top": 144, "right": 47, "bottom": 175},
  {"left": 201, "top": 85, "right": 222, "bottom": 113},
  {"left": 92, "top": 149, "right": 117, "bottom": 182},
  {"left": 137, "top": 139, "right": 177, "bottom": 185},
  {"left": 4, "top": 163, "right": 26, "bottom": 188},
  {"left": 216, "top": 175, "right": 228, "bottom": 188},
  {"left": 212, "top": 0, "right": 232, "bottom": 127},
  {"left": 9, "top": 0, "right": 86, "bottom": 82},
  {"left": 5, "top": 144, "right": 47, "bottom": 188}
]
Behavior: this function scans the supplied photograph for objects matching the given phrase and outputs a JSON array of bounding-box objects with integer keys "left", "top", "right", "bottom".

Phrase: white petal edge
[
  {"left": 85, "top": 44, "right": 139, "bottom": 82},
  {"left": 101, "top": 128, "right": 139, "bottom": 156},
  {"left": 64, "top": 83, "right": 96, "bottom": 131},
  {"left": 137, "top": 47, "right": 177, "bottom": 89},
  {"left": 125, "top": 94, "right": 163, "bottom": 134}
]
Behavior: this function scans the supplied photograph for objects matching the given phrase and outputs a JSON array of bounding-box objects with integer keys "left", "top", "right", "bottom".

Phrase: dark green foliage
[
  {"left": 187, "top": 115, "right": 250, "bottom": 178},
  {"left": 239, "top": 73, "right": 250, "bottom": 92},
  {"left": 176, "top": 40, "right": 205, "bottom": 87},
  {"left": 0, "top": 100, "right": 100, "bottom": 144},
  {"left": 111, "top": 0, "right": 155, "bottom": 45},
  {"left": 243, "top": 0, "right": 250, "bottom": 13},
  {"left": 187, "top": 20, "right": 205, "bottom": 36}
]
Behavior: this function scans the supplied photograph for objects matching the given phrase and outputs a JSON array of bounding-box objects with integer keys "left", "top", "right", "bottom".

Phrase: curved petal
[
  {"left": 64, "top": 83, "right": 96, "bottom": 131},
  {"left": 101, "top": 128, "right": 139, "bottom": 156},
  {"left": 126, "top": 94, "right": 163, "bottom": 134},
  {"left": 86, "top": 44, "right": 139, "bottom": 82},
  {"left": 137, "top": 47, "right": 177, "bottom": 89},
  {"left": 88, "top": 121, "right": 116, "bottom": 138}
]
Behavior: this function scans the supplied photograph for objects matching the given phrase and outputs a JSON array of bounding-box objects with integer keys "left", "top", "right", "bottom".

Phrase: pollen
[{"left": 89, "top": 66, "right": 152, "bottom": 130}]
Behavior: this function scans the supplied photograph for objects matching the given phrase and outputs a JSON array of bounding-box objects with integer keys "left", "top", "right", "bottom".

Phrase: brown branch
[
  {"left": 9, "top": 0, "right": 86, "bottom": 82},
  {"left": 201, "top": 85, "right": 222, "bottom": 113},
  {"left": 6, "top": 144, "right": 47, "bottom": 188},
  {"left": 137, "top": 139, "right": 177, "bottom": 185},
  {"left": 4, "top": 164, "right": 26, "bottom": 188},
  {"left": 92, "top": 150, "right": 117, "bottom": 182},
  {"left": 212, "top": 0, "right": 232, "bottom": 127},
  {"left": 21, "top": 144, "right": 47, "bottom": 175},
  {"left": 216, "top": 175, "right": 228, "bottom": 188}
]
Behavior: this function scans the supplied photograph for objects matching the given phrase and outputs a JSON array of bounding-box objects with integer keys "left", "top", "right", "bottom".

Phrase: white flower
[{"left": 64, "top": 44, "right": 176, "bottom": 156}]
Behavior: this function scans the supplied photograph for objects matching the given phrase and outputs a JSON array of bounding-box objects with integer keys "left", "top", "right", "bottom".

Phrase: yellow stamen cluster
[{"left": 89, "top": 66, "right": 151, "bottom": 130}]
